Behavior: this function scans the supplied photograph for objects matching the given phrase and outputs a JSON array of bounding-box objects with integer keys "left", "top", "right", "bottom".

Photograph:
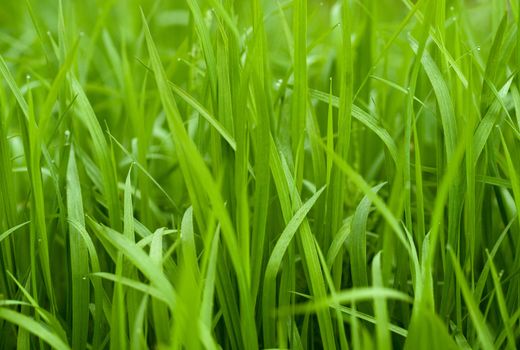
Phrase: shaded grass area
[{"left": 1, "top": 0, "right": 520, "bottom": 348}]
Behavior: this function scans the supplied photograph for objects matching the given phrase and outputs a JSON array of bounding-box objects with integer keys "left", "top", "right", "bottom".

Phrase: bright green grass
[{"left": 1, "top": 0, "right": 520, "bottom": 348}]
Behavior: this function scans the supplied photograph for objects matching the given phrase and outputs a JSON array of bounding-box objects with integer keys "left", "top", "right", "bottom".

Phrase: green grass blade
[
  {"left": 448, "top": 248, "right": 494, "bottom": 350},
  {"left": 0, "top": 308, "right": 70, "bottom": 350},
  {"left": 66, "top": 146, "right": 89, "bottom": 350},
  {"left": 350, "top": 183, "right": 385, "bottom": 287}
]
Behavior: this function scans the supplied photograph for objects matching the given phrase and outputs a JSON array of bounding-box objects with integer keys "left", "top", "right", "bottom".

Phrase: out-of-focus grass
[{"left": 1, "top": 0, "right": 519, "bottom": 349}]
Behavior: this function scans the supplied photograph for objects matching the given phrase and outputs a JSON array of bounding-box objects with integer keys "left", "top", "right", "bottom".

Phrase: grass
[{"left": 0, "top": 0, "right": 520, "bottom": 348}]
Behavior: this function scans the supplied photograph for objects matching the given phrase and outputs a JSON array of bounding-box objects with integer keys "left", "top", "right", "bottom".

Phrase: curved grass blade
[
  {"left": 262, "top": 186, "right": 325, "bottom": 345},
  {"left": 0, "top": 308, "right": 70, "bottom": 350},
  {"left": 350, "top": 183, "right": 385, "bottom": 287}
]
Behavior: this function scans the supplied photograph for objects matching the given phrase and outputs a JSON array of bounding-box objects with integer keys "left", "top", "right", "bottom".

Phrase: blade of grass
[{"left": 66, "top": 146, "right": 89, "bottom": 350}]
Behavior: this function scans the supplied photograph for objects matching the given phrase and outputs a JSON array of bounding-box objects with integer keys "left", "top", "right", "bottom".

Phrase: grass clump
[{"left": 1, "top": 0, "right": 520, "bottom": 349}]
